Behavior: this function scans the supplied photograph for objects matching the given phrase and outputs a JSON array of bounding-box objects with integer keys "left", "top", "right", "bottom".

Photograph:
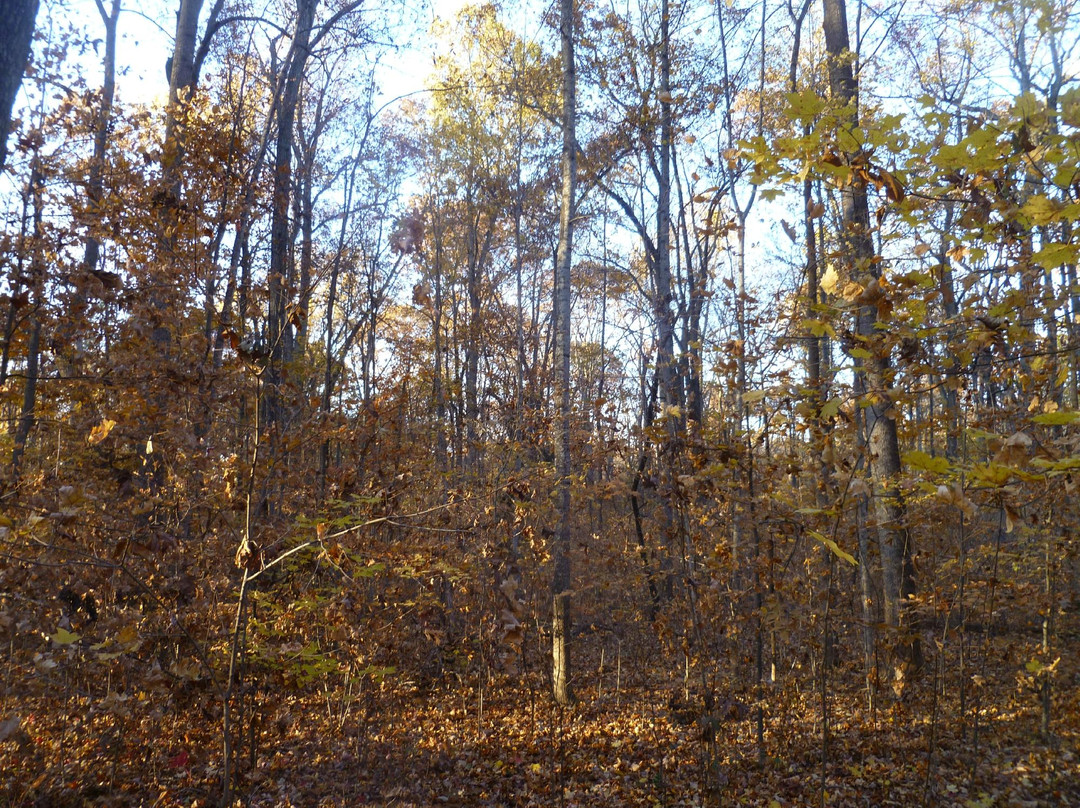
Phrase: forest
[{"left": 0, "top": 0, "right": 1078, "bottom": 804}]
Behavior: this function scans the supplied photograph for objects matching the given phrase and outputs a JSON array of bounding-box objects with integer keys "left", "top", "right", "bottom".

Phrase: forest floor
[{"left": 3, "top": 622, "right": 1079, "bottom": 808}]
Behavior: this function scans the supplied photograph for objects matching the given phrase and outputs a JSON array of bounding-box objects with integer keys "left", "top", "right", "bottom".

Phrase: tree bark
[
  {"left": 552, "top": 0, "right": 576, "bottom": 707},
  {"left": 266, "top": 0, "right": 318, "bottom": 427},
  {"left": 821, "top": 0, "right": 919, "bottom": 664},
  {"left": 0, "top": 0, "right": 38, "bottom": 172},
  {"left": 81, "top": 0, "right": 120, "bottom": 279},
  {"left": 653, "top": 0, "right": 679, "bottom": 600},
  {"left": 11, "top": 161, "right": 44, "bottom": 481},
  {"left": 162, "top": 0, "right": 205, "bottom": 200}
]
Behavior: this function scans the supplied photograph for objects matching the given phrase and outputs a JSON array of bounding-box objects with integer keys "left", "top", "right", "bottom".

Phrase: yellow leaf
[
  {"left": 802, "top": 318, "right": 836, "bottom": 338},
  {"left": 743, "top": 390, "right": 768, "bottom": 404},
  {"left": 903, "top": 450, "right": 950, "bottom": 474},
  {"left": 87, "top": 418, "right": 116, "bottom": 445},
  {"left": 820, "top": 398, "right": 842, "bottom": 419},
  {"left": 821, "top": 264, "right": 840, "bottom": 295},
  {"left": 807, "top": 530, "right": 857, "bottom": 566},
  {"left": 1032, "top": 410, "right": 1080, "bottom": 425},
  {"left": 50, "top": 628, "right": 80, "bottom": 645},
  {"left": 116, "top": 624, "right": 142, "bottom": 651},
  {"left": 841, "top": 281, "right": 864, "bottom": 301}
]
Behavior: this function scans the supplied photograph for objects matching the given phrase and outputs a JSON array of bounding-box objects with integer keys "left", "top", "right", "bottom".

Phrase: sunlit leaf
[
  {"left": 820, "top": 398, "right": 842, "bottom": 419},
  {"left": 807, "top": 529, "right": 857, "bottom": 566},
  {"left": 50, "top": 628, "right": 80, "bottom": 646},
  {"left": 903, "top": 450, "right": 950, "bottom": 475},
  {"left": 87, "top": 418, "right": 116, "bottom": 445},
  {"left": 1031, "top": 410, "right": 1080, "bottom": 425}
]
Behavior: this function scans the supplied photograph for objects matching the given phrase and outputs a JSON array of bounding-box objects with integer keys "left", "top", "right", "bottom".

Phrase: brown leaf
[
  {"left": 879, "top": 168, "right": 905, "bottom": 203},
  {"left": 821, "top": 148, "right": 843, "bottom": 167},
  {"left": 993, "top": 431, "right": 1033, "bottom": 466},
  {"left": 412, "top": 282, "right": 433, "bottom": 308}
]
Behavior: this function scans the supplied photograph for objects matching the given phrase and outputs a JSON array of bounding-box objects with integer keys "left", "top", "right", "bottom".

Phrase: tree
[
  {"left": 821, "top": 0, "right": 920, "bottom": 666},
  {"left": 265, "top": 0, "right": 320, "bottom": 430},
  {"left": 552, "top": 0, "right": 577, "bottom": 707},
  {"left": 0, "top": 0, "right": 38, "bottom": 171}
]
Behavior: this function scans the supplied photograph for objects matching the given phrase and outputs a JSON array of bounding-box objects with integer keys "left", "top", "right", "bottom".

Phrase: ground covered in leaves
[{"left": 3, "top": 620, "right": 1078, "bottom": 808}]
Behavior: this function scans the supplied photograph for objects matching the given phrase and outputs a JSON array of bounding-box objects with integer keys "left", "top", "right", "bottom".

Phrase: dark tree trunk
[
  {"left": 0, "top": 0, "right": 38, "bottom": 172},
  {"left": 266, "top": 0, "right": 318, "bottom": 427}
]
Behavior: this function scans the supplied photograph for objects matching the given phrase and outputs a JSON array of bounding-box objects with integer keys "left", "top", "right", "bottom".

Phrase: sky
[{"left": 51, "top": 0, "right": 481, "bottom": 110}]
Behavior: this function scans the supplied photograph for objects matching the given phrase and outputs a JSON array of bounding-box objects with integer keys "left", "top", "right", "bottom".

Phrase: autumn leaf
[
  {"left": 87, "top": 418, "right": 116, "bottom": 445},
  {"left": 820, "top": 397, "right": 842, "bottom": 419},
  {"left": 820, "top": 264, "right": 840, "bottom": 295},
  {"left": 903, "top": 450, "right": 951, "bottom": 475},
  {"left": 1031, "top": 410, "right": 1080, "bottom": 425},
  {"left": 50, "top": 627, "right": 80, "bottom": 646},
  {"left": 878, "top": 168, "right": 905, "bottom": 202},
  {"left": 992, "top": 431, "right": 1033, "bottom": 466},
  {"left": 807, "top": 529, "right": 857, "bottom": 566},
  {"left": 412, "top": 282, "right": 433, "bottom": 308}
]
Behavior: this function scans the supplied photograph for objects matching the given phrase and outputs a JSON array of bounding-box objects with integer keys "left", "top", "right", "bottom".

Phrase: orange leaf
[{"left": 87, "top": 418, "right": 116, "bottom": 445}]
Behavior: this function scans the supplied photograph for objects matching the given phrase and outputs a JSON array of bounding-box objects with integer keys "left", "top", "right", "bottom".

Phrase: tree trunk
[
  {"left": 821, "top": 0, "right": 919, "bottom": 665},
  {"left": 654, "top": 0, "right": 679, "bottom": 600},
  {"left": 11, "top": 161, "right": 44, "bottom": 481},
  {"left": 0, "top": 0, "right": 38, "bottom": 172},
  {"left": 431, "top": 195, "right": 448, "bottom": 469},
  {"left": 162, "top": 0, "right": 205, "bottom": 200},
  {"left": 81, "top": 0, "right": 120, "bottom": 279},
  {"left": 552, "top": 0, "right": 576, "bottom": 707},
  {"left": 266, "top": 0, "right": 318, "bottom": 427}
]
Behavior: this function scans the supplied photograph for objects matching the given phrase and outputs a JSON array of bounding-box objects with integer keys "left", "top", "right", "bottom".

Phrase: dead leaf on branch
[
  {"left": 87, "top": 418, "right": 117, "bottom": 445},
  {"left": 391, "top": 209, "right": 425, "bottom": 255},
  {"left": 1004, "top": 503, "right": 1022, "bottom": 533},
  {"left": 412, "top": 282, "right": 433, "bottom": 308},
  {"left": 936, "top": 483, "right": 976, "bottom": 518},
  {"left": 235, "top": 536, "right": 261, "bottom": 570},
  {"left": 878, "top": 168, "right": 905, "bottom": 203},
  {"left": 993, "top": 431, "right": 1033, "bottom": 467},
  {"left": 286, "top": 302, "right": 307, "bottom": 328}
]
